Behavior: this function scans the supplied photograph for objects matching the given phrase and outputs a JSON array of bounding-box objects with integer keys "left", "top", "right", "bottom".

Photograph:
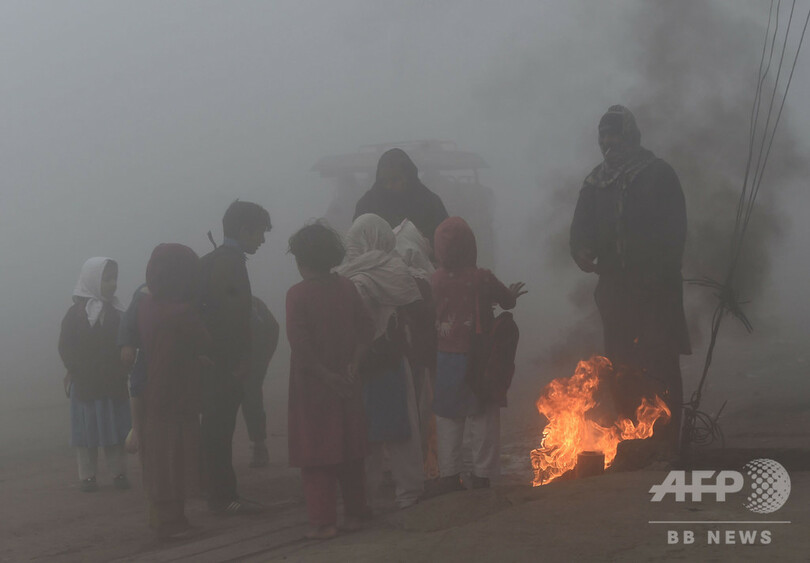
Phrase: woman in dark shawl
[{"left": 354, "top": 148, "right": 449, "bottom": 243}]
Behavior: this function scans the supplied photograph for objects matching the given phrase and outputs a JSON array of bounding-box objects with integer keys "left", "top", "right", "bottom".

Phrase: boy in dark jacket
[{"left": 199, "top": 200, "right": 271, "bottom": 514}]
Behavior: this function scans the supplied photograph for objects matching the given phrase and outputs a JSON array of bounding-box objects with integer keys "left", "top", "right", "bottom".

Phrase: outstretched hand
[{"left": 509, "top": 282, "right": 528, "bottom": 301}]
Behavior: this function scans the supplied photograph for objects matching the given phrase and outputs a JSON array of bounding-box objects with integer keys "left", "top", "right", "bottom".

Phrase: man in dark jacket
[
  {"left": 570, "top": 105, "right": 691, "bottom": 450},
  {"left": 354, "top": 148, "right": 449, "bottom": 243},
  {"left": 199, "top": 200, "right": 271, "bottom": 514}
]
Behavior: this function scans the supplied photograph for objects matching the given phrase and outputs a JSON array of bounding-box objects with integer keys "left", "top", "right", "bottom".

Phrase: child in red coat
[{"left": 431, "top": 217, "right": 526, "bottom": 492}]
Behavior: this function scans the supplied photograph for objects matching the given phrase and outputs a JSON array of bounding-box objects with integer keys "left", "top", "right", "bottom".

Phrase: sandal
[{"left": 419, "top": 474, "right": 464, "bottom": 500}]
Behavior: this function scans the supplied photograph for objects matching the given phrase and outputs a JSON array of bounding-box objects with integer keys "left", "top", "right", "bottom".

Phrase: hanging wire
[
  {"left": 737, "top": 2, "right": 810, "bottom": 266},
  {"left": 681, "top": 0, "right": 809, "bottom": 455},
  {"left": 735, "top": 0, "right": 778, "bottom": 236}
]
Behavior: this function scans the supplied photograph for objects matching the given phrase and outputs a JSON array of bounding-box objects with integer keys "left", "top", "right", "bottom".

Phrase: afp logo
[{"left": 649, "top": 458, "right": 791, "bottom": 514}]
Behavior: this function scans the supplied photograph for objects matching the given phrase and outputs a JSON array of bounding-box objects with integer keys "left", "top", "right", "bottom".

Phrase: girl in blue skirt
[{"left": 59, "top": 257, "right": 131, "bottom": 492}]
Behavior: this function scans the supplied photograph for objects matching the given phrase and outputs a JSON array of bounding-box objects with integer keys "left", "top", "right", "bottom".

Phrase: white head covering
[
  {"left": 334, "top": 214, "right": 422, "bottom": 339},
  {"left": 73, "top": 257, "right": 124, "bottom": 326},
  {"left": 393, "top": 219, "right": 435, "bottom": 279}
]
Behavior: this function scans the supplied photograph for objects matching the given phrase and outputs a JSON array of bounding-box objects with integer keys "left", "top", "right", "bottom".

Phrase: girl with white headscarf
[
  {"left": 336, "top": 214, "right": 423, "bottom": 338},
  {"left": 59, "top": 257, "right": 131, "bottom": 492},
  {"left": 335, "top": 214, "right": 426, "bottom": 508}
]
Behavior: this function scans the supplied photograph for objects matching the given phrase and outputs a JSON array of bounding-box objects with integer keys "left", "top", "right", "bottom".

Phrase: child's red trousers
[{"left": 300, "top": 459, "right": 367, "bottom": 527}]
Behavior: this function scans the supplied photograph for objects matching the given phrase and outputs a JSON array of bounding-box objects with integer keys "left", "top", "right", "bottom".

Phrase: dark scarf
[
  {"left": 355, "top": 148, "right": 448, "bottom": 241},
  {"left": 584, "top": 105, "right": 657, "bottom": 191},
  {"left": 583, "top": 106, "right": 658, "bottom": 269}
]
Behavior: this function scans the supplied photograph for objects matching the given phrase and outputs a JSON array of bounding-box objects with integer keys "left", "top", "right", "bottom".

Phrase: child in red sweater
[{"left": 431, "top": 217, "right": 526, "bottom": 492}]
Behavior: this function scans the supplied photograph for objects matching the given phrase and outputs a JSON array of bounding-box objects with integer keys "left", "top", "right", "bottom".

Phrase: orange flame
[{"left": 531, "top": 356, "right": 670, "bottom": 486}]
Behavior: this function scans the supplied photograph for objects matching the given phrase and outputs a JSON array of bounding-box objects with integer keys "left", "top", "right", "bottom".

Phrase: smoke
[
  {"left": 525, "top": 0, "right": 806, "bottom": 374},
  {"left": 630, "top": 0, "right": 804, "bottom": 314}
]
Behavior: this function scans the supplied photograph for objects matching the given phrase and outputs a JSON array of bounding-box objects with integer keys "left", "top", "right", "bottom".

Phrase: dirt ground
[{"left": 0, "top": 335, "right": 808, "bottom": 562}]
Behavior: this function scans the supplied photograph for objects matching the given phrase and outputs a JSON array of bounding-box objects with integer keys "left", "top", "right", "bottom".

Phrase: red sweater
[
  {"left": 431, "top": 267, "right": 515, "bottom": 354},
  {"left": 431, "top": 217, "right": 516, "bottom": 355}
]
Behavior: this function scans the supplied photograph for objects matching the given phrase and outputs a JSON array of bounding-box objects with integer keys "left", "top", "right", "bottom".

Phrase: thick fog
[{"left": 2, "top": 0, "right": 809, "bottom": 436}]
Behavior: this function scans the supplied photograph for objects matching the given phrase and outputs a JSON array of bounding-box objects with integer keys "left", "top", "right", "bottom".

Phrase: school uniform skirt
[{"left": 70, "top": 389, "right": 131, "bottom": 448}]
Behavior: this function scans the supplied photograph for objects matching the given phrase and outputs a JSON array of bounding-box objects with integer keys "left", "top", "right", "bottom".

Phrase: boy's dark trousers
[
  {"left": 201, "top": 374, "right": 243, "bottom": 510},
  {"left": 241, "top": 366, "right": 268, "bottom": 443}
]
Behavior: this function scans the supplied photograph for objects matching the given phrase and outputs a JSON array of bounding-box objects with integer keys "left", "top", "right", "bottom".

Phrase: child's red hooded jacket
[{"left": 431, "top": 217, "right": 516, "bottom": 354}]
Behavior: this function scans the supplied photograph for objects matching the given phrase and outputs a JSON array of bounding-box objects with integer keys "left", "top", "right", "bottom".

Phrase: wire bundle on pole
[{"left": 680, "top": 0, "right": 810, "bottom": 457}]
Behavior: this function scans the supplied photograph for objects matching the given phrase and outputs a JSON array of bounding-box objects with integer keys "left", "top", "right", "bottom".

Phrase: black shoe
[
  {"left": 113, "top": 474, "right": 131, "bottom": 490},
  {"left": 420, "top": 474, "right": 464, "bottom": 500},
  {"left": 80, "top": 476, "right": 98, "bottom": 493},
  {"left": 214, "top": 498, "right": 265, "bottom": 516},
  {"left": 470, "top": 475, "right": 490, "bottom": 489}
]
